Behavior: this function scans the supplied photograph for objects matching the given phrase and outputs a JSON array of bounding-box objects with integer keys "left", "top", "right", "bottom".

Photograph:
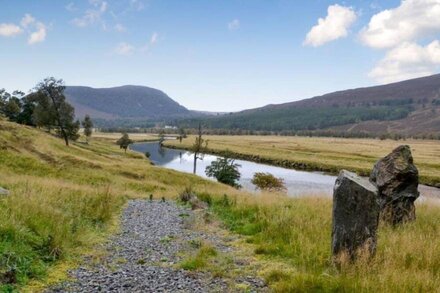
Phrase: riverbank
[{"left": 164, "top": 135, "right": 440, "bottom": 187}]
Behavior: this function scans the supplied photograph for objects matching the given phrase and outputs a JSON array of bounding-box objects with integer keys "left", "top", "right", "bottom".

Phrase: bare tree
[{"left": 192, "top": 123, "right": 208, "bottom": 174}]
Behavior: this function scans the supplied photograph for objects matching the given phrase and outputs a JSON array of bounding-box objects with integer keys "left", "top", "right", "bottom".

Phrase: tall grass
[
  {"left": 0, "top": 180, "right": 124, "bottom": 290},
  {"left": 202, "top": 192, "right": 440, "bottom": 292}
]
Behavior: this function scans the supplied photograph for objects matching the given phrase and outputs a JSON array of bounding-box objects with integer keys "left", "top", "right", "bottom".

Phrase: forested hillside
[{"left": 179, "top": 74, "right": 440, "bottom": 136}]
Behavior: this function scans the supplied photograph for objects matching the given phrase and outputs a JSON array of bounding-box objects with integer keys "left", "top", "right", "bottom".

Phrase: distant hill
[
  {"left": 65, "top": 85, "right": 193, "bottom": 121},
  {"left": 181, "top": 74, "right": 440, "bottom": 136}
]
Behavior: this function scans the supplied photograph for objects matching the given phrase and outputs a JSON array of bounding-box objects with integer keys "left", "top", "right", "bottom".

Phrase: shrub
[
  {"left": 205, "top": 158, "right": 241, "bottom": 188},
  {"left": 251, "top": 172, "right": 286, "bottom": 192}
]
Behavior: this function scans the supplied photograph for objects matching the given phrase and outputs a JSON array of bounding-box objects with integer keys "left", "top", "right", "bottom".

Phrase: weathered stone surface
[
  {"left": 332, "top": 170, "right": 379, "bottom": 261},
  {"left": 370, "top": 145, "right": 419, "bottom": 225},
  {"left": 0, "top": 187, "right": 9, "bottom": 196}
]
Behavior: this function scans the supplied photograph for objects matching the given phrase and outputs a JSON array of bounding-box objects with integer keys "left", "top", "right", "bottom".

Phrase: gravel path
[{"left": 48, "top": 200, "right": 266, "bottom": 292}]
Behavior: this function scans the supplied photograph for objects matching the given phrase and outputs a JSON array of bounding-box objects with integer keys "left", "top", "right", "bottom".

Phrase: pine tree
[{"left": 82, "top": 115, "right": 93, "bottom": 143}]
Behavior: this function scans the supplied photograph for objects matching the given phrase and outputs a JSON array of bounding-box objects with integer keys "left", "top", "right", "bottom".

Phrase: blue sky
[{"left": 1, "top": 0, "right": 440, "bottom": 111}]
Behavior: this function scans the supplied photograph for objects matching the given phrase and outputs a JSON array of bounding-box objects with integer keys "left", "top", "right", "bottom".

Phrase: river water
[
  {"left": 131, "top": 142, "right": 336, "bottom": 196},
  {"left": 131, "top": 142, "right": 440, "bottom": 199}
]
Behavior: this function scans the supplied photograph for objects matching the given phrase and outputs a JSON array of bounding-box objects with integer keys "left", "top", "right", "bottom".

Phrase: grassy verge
[
  {"left": 0, "top": 120, "right": 248, "bottom": 291},
  {"left": 164, "top": 135, "right": 440, "bottom": 186},
  {"left": 190, "top": 191, "right": 440, "bottom": 292}
]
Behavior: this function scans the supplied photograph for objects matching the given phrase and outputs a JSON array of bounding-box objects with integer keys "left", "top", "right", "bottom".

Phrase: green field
[
  {"left": 1, "top": 120, "right": 440, "bottom": 292},
  {"left": 165, "top": 135, "right": 440, "bottom": 186}
]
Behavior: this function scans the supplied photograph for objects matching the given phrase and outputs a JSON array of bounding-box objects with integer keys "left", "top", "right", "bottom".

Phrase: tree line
[{"left": 0, "top": 77, "right": 93, "bottom": 146}]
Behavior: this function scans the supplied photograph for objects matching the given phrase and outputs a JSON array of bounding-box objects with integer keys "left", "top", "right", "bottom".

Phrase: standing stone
[
  {"left": 332, "top": 170, "right": 379, "bottom": 261},
  {"left": 0, "top": 187, "right": 9, "bottom": 196},
  {"left": 370, "top": 145, "right": 419, "bottom": 225}
]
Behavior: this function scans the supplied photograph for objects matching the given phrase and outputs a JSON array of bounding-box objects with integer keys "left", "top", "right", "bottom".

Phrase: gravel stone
[{"left": 47, "top": 200, "right": 266, "bottom": 292}]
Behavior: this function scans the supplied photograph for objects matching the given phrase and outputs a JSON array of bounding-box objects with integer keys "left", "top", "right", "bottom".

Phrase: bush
[
  {"left": 205, "top": 158, "right": 241, "bottom": 188},
  {"left": 251, "top": 172, "right": 286, "bottom": 192}
]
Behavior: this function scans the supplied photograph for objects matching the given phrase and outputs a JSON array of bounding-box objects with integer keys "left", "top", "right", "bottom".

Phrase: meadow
[
  {"left": 1, "top": 120, "right": 440, "bottom": 292},
  {"left": 165, "top": 135, "right": 440, "bottom": 186}
]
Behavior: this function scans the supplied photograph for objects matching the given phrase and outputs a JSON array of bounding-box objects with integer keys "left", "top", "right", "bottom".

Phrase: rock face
[
  {"left": 0, "top": 187, "right": 9, "bottom": 196},
  {"left": 370, "top": 145, "right": 419, "bottom": 225},
  {"left": 332, "top": 170, "right": 379, "bottom": 261}
]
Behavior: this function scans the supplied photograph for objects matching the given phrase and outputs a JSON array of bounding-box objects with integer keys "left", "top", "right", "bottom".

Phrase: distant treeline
[
  {"left": 177, "top": 105, "right": 413, "bottom": 132},
  {"left": 98, "top": 125, "right": 440, "bottom": 141}
]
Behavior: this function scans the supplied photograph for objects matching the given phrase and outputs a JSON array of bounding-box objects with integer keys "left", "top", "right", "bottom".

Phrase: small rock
[
  {"left": 332, "top": 170, "right": 379, "bottom": 261},
  {"left": 370, "top": 145, "right": 420, "bottom": 225},
  {"left": 0, "top": 187, "right": 9, "bottom": 196}
]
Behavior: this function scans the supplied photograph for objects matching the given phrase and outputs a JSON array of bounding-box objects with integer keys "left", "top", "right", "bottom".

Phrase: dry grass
[
  {"left": 165, "top": 135, "right": 440, "bottom": 185},
  {"left": 92, "top": 132, "right": 160, "bottom": 142}
]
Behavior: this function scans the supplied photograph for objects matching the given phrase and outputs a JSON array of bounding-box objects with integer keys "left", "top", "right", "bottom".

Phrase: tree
[
  {"left": 117, "top": 133, "right": 133, "bottom": 153},
  {"left": 33, "top": 77, "right": 78, "bottom": 146},
  {"left": 205, "top": 157, "right": 241, "bottom": 188},
  {"left": 192, "top": 123, "right": 208, "bottom": 174},
  {"left": 178, "top": 127, "right": 186, "bottom": 143},
  {"left": 251, "top": 172, "right": 286, "bottom": 192},
  {"left": 82, "top": 115, "right": 93, "bottom": 143},
  {"left": 158, "top": 129, "right": 165, "bottom": 146}
]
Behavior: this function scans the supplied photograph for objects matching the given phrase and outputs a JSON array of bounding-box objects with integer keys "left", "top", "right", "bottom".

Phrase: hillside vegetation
[
  {"left": 65, "top": 85, "right": 193, "bottom": 121},
  {"left": 179, "top": 74, "right": 440, "bottom": 136},
  {"left": 165, "top": 135, "right": 440, "bottom": 186}
]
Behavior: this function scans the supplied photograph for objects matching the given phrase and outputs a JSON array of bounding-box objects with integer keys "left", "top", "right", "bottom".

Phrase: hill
[
  {"left": 180, "top": 74, "right": 440, "bottom": 136},
  {"left": 65, "top": 85, "right": 193, "bottom": 122}
]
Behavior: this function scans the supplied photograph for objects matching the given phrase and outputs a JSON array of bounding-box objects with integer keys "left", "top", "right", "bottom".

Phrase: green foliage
[
  {"left": 181, "top": 105, "right": 413, "bottom": 132},
  {"left": 116, "top": 133, "right": 134, "bottom": 153},
  {"left": 205, "top": 158, "right": 241, "bottom": 188},
  {"left": 82, "top": 115, "right": 93, "bottom": 141},
  {"left": 251, "top": 172, "right": 286, "bottom": 192},
  {"left": 34, "top": 77, "right": 79, "bottom": 145}
]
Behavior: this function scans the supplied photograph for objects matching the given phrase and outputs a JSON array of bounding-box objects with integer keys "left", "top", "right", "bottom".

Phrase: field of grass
[
  {"left": 92, "top": 131, "right": 160, "bottom": 142},
  {"left": 0, "top": 120, "right": 246, "bottom": 291},
  {"left": 1, "top": 120, "right": 440, "bottom": 292},
  {"left": 165, "top": 135, "right": 440, "bottom": 186}
]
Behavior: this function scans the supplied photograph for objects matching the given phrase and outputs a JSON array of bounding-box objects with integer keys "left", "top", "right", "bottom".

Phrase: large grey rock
[
  {"left": 370, "top": 145, "right": 419, "bottom": 225},
  {"left": 332, "top": 170, "right": 379, "bottom": 261},
  {"left": 0, "top": 187, "right": 9, "bottom": 196}
]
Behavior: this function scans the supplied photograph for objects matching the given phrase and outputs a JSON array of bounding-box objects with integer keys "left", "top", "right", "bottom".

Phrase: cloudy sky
[{"left": 1, "top": 0, "right": 440, "bottom": 111}]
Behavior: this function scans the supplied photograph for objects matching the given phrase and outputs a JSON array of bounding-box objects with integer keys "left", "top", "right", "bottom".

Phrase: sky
[{"left": 1, "top": 0, "right": 440, "bottom": 111}]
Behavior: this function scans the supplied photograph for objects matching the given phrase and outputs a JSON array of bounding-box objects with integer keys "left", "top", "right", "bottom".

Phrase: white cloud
[
  {"left": 304, "top": 4, "right": 357, "bottom": 47},
  {"left": 150, "top": 32, "right": 158, "bottom": 44},
  {"left": 360, "top": 0, "right": 440, "bottom": 49},
  {"left": 114, "top": 23, "right": 126, "bottom": 32},
  {"left": 114, "top": 42, "right": 135, "bottom": 55},
  {"left": 369, "top": 41, "right": 440, "bottom": 83},
  {"left": 0, "top": 23, "right": 23, "bottom": 37},
  {"left": 72, "top": 0, "right": 108, "bottom": 27},
  {"left": 21, "top": 14, "right": 35, "bottom": 27},
  {"left": 28, "top": 22, "right": 47, "bottom": 44},
  {"left": 0, "top": 14, "right": 46, "bottom": 44},
  {"left": 228, "top": 19, "right": 240, "bottom": 31}
]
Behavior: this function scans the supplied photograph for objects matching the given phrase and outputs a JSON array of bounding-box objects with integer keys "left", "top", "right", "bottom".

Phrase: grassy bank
[
  {"left": 0, "top": 120, "right": 246, "bottom": 291},
  {"left": 165, "top": 135, "right": 440, "bottom": 186},
  {"left": 194, "top": 192, "right": 440, "bottom": 292}
]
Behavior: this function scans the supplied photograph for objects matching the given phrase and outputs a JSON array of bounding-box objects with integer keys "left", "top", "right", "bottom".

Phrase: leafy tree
[
  {"left": 192, "top": 123, "right": 208, "bottom": 174},
  {"left": 251, "top": 172, "right": 286, "bottom": 192},
  {"left": 205, "top": 157, "right": 241, "bottom": 188},
  {"left": 16, "top": 95, "right": 37, "bottom": 125},
  {"left": 33, "top": 77, "right": 79, "bottom": 145},
  {"left": 178, "top": 127, "right": 186, "bottom": 143},
  {"left": 116, "top": 133, "right": 133, "bottom": 153},
  {"left": 82, "top": 115, "right": 93, "bottom": 143},
  {"left": 3, "top": 97, "right": 21, "bottom": 121}
]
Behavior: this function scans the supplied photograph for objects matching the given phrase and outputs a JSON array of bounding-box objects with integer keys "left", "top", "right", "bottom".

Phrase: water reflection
[{"left": 131, "top": 142, "right": 337, "bottom": 197}]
